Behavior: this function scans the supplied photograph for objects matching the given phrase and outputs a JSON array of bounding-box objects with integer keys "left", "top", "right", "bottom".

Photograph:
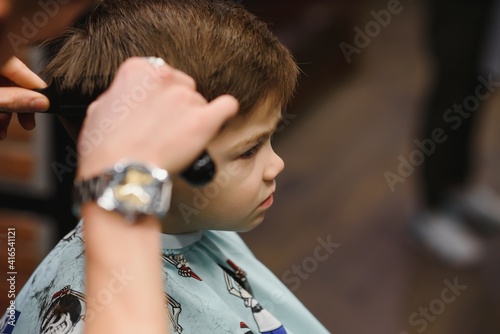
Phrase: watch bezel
[{"left": 74, "top": 161, "right": 172, "bottom": 222}]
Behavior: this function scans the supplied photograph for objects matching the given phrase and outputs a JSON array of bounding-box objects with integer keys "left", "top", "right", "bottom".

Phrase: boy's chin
[
  {"left": 161, "top": 212, "right": 266, "bottom": 233},
  {"left": 232, "top": 214, "right": 266, "bottom": 233}
]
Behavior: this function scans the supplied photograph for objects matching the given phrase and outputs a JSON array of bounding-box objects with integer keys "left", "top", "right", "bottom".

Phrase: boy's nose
[{"left": 263, "top": 149, "right": 284, "bottom": 181}]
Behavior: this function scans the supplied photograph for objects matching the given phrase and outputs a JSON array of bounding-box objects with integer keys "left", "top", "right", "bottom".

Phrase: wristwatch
[{"left": 73, "top": 161, "right": 173, "bottom": 222}]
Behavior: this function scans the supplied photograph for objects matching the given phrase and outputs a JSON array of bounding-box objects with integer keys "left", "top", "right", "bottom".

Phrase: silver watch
[{"left": 73, "top": 161, "right": 172, "bottom": 222}]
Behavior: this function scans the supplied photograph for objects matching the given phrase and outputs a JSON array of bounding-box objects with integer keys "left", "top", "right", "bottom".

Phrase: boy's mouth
[{"left": 258, "top": 193, "right": 274, "bottom": 209}]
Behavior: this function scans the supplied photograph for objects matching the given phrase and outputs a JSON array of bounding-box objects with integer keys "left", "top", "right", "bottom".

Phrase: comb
[{"left": 34, "top": 77, "right": 99, "bottom": 116}]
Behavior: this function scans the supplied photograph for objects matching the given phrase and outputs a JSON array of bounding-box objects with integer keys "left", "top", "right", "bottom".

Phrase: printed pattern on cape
[
  {"left": 221, "top": 259, "right": 287, "bottom": 334},
  {"left": 2, "top": 223, "right": 329, "bottom": 334}
]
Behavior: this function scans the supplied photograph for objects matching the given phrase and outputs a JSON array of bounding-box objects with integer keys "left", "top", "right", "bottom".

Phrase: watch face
[
  {"left": 98, "top": 163, "right": 171, "bottom": 218},
  {"left": 114, "top": 169, "right": 154, "bottom": 208}
]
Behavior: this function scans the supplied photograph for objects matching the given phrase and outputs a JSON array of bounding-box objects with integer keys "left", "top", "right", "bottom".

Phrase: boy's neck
[{"left": 160, "top": 214, "right": 202, "bottom": 235}]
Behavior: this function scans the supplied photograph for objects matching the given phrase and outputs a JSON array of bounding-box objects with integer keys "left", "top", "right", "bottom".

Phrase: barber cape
[{"left": 1, "top": 221, "right": 329, "bottom": 334}]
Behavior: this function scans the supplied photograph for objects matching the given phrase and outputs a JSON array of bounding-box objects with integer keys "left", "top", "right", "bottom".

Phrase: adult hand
[
  {"left": 78, "top": 57, "right": 238, "bottom": 178},
  {"left": 0, "top": 57, "right": 50, "bottom": 139}
]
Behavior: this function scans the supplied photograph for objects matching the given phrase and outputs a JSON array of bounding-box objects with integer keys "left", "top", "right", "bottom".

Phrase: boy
[{"left": 1, "top": 0, "right": 329, "bottom": 333}]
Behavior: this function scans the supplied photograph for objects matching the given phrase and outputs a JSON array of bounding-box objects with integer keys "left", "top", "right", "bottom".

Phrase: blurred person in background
[{"left": 412, "top": 0, "right": 500, "bottom": 268}]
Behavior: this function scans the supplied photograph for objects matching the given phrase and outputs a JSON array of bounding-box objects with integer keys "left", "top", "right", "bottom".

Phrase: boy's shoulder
[
  {"left": 19, "top": 222, "right": 87, "bottom": 296},
  {"left": 203, "top": 230, "right": 254, "bottom": 255},
  {"left": 159, "top": 229, "right": 330, "bottom": 334},
  {"left": 2, "top": 227, "right": 330, "bottom": 334}
]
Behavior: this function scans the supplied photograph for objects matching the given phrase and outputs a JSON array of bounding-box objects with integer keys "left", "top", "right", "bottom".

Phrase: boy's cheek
[
  {"left": 219, "top": 160, "right": 255, "bottom": 184},
  {"left": 225, "top": 160, "right": 244, "bottom": 177},
  {"left": 170, "top": 181, "right": 196, "bottom": 206}
]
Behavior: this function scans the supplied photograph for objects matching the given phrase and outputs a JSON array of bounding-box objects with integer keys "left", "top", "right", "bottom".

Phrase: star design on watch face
[
  {"left": 112, "top": 166, "right": 157, "bottom": 211},
  {"left": 114, "top": 183, "right": 152, "bottom": 207},
  {"left": 113, "top": 169, "right": 154, "bottom": 208}
]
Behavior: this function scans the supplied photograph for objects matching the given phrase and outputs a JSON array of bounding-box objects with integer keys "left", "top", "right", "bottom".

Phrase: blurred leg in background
[{"left": 412, "top": 0, "right": 500, "bottom": 268}]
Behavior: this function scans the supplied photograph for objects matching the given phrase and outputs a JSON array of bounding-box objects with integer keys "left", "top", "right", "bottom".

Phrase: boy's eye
[{"left": 239, "top": 141, "right": 264, "bottom": 160}]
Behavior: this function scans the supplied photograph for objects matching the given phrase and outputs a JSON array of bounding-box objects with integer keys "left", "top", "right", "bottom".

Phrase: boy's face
[{"left": 164, "top": 97, "right": 284, "bottom": 233}]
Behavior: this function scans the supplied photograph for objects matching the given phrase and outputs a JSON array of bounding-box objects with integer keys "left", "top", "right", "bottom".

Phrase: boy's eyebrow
[
  {"left": 232, "top": 130, "right": 272, "bottom": 150},
  {"left": 231, "top": 116, "right": 281, "bottom": 151}
]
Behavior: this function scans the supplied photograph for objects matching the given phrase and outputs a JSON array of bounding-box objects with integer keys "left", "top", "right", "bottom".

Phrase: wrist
[{"left": 83, "top": 202, "right": 161, "bottom": 255}]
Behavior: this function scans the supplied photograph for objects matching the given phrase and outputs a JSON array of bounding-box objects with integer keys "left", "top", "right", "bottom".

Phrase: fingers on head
[
  {"left": 115, "top": 57, "right": 172, "bottom": 84},
  {"left": 170, "top": 69, "right": 196, "bottom": 90},
  {"left": 206, "top": 95, "right": 239, "bottom": 119},
  {"left": 115, "top": 57, "right": 196, "bottom": 90},
  {"left": 193, "top": 95, "right": 239, "bottom": 136}
]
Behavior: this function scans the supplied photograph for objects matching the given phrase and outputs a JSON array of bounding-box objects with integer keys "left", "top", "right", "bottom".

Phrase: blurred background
[{"left": 2, "top": 0, "right": 500, "bottom": 333}]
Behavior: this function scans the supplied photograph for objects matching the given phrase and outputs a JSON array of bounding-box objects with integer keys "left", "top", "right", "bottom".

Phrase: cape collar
[{"left": 160, "top": 230, "right": 204, "bottom": 250}]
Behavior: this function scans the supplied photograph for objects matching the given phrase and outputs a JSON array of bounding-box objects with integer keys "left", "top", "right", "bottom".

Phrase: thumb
[{"left": 0, "top": 87, "right": 50, "bottom": 112}]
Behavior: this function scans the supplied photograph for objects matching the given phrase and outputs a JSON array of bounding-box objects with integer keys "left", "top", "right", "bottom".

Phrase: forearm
[{"left": 83, "top": 203, "right": 169, "bottom": 334}]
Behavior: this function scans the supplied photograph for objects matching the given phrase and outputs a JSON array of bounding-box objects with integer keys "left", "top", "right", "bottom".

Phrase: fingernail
[
  {"left": 23, "top": 119, "right": 36, "bottom": 130},
  {"left": 30, "top": 98, "right": 49, "bottom": 111}
]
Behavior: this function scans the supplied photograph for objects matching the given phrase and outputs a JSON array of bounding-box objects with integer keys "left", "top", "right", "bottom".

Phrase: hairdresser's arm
[
  {"left": 80, "top": 58, "right": 238, "bottom": 334},
  {"left": 0, "top": 57, "right": 49, "bottom": 139}
]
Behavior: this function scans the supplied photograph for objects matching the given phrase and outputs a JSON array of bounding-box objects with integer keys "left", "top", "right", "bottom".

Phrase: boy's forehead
[{"left": 221, "top": 97, "right": 282, "bottom": 133}]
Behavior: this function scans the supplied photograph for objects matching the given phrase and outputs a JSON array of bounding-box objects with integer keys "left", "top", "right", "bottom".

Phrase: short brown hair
[{"left": 43, "top": 0, "right": 299, "bottom": 136}]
